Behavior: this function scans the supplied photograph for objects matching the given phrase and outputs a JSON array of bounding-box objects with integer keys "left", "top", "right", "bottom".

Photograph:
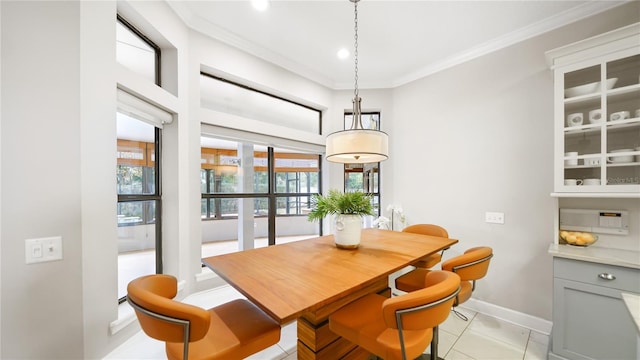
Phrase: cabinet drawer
[{"left": 554, "top": 257, "right": 640, "bottom": 293}]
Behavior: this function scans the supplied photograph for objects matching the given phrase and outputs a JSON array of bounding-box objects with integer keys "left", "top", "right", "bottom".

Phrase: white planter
[{"left": 334, "top": 214, "right": 362, "bottom": 249}]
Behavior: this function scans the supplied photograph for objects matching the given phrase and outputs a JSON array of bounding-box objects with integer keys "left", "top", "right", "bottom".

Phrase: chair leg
[
  {"left": 418, "top": 325, "right": 444, "bottom": 360},
  {"left": 430, "top": 325, "right": 439, "bottom": 360},
  {"left": 452, "top": 308, "right": 468, "bottom": 321}
]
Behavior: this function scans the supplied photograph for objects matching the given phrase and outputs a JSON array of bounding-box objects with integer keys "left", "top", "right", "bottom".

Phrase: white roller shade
[
  {"left": 117, "top": 88, "right": 173, "bottom": 128},
  {"left": 201, "top": 123, "right": 325, "bottom": 154}
]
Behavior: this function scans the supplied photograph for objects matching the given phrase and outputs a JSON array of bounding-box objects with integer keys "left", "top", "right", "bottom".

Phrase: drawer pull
[{"left": 598, "top": 273, "right": 616, "bottom": 280}]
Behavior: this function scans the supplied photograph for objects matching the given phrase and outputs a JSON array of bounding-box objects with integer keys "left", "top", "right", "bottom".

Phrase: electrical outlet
[{"left": 485, "top": 212, "right": 505, "bottom": 224}]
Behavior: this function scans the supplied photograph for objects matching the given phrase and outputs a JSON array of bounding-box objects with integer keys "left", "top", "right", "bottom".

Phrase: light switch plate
[
  {"left": 25, "top": 236, "right": 63, "bottom": 264},
  {"left": 485, "top": 212, "right": 505, "bottom": 224}
]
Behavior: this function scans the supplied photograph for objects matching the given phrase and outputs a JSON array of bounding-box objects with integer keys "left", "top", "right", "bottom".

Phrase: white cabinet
[
  {"left": 550, "top": 257, "right": 640, "bottom": 360},
  {"left": 547, "top": 23, "right": 640, "bottom": 196}
]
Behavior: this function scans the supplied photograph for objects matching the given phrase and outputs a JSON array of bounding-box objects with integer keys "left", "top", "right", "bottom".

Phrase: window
[
  {"left": 344, "top": 112, "right": 381, "bottom": 217},
  {"left": 200, "top": 73, "right": 321, "bottom": 135},
  {"left": 201, "top": 143, "right": 320, "bottom": 219},
  {"left": 116, "top": 15, "right": 160, "bottom": 85},
  {"left": 116, "top": 113, "right": 162, "bottom": 302},
  {"left": 115, "top": 15, "right": 163, "bottom": 303},
  {"left": 201, "top": 139, "right": 321, "bottom": 258},
  {"left": 199, "top": 73, "right": 323, "bottom": 259}
]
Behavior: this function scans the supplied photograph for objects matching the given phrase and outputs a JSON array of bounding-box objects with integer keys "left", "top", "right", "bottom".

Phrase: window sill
[
  {"left": 110, "top": 301, "right": 137, "bottom": 335},
  {"left": 196, "top": 266, "right": 219, "bottom": 282}
]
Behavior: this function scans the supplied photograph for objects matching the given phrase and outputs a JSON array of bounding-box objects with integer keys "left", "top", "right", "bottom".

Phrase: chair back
[
  {"left": 441, "top": 246, "right": 493, "bottom": 281},
  {"left": 402, "top": 224, "right": 450, "bottom": 269},
  {"left": 382, "top": 270, "right": 460, "bottom": 331},
  {"left": 402, "top": 224, "right": 449, "bottom": 238},
  {"left": 127, "top": 275, "right": 211, "bottom": 344}
]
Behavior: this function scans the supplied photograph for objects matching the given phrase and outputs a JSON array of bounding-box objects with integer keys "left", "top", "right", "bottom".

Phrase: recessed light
[
  {"left": 251, "top": 0, "right": 270, "bottom": 12},
  {"left": 337, "top": 48, "right": 350, "bottom": 60}
]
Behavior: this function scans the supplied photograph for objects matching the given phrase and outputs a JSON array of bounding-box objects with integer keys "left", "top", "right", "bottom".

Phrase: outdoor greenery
[{"left": 307, "top": 190, "right": 374, "bottom": 221}]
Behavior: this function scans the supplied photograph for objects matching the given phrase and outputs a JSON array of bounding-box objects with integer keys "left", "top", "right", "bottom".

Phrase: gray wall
[{"left": 389, "top": 2, "right": 640, "bottom": 320}]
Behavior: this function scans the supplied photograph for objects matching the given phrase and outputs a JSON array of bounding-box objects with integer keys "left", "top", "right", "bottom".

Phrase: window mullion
[
  {"left": 154, "top": 127, "right": 162, "bottom": 274},
  {"left": 267, "top": 147, "right": 276, "bottom": 246}
]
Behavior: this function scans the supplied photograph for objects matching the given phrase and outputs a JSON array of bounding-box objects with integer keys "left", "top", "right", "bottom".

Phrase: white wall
[
  {"left": 1, "top": 2, "right": 85, "bottom": 358},
  {"left": 0, "top": 2, "right": 4, "bottom": 356},
  {"left": 79, "top": 2, "right": 121, "bottom": 357},
  {"left": 389, "top": 2, "right": 640, "bottom": 320}
]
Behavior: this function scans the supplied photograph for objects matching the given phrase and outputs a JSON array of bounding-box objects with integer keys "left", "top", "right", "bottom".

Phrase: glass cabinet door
[
  {"left": 605, "top": 54, "right": 640, "bottom": 188},
  {"left": 560, "top": 54, "right": 640, "bottom": 192}
]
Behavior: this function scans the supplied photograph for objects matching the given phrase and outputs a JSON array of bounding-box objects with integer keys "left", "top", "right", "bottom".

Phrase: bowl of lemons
[{"left": 559, "top": 231, "right": 598, "bottom": 247}]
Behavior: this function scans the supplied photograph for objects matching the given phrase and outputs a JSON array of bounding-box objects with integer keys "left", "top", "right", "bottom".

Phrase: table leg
[{"left": 296, "top": 278, "right": 390, "bottom": 360}]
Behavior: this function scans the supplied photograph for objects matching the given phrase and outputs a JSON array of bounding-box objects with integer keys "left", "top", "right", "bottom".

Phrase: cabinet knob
[{"left": 598, "top": 273, "right": 616, "bottom": 280}]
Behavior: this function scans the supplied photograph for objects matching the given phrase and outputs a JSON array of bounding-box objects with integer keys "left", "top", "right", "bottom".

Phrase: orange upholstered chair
[
  {"left": 395, "top": 224, "right": 450, "bottom": 293},
  {"left": 329, "top": 270, "right": 460, "bottom": 360},
  {"left": 127, "top": 274, "right": 281, "bottom": 360},
  {"left": 441, "top": 246, "right": 493, "bottom": 320},
  {"left": 395, "top": 247, "right": 493, "bottom": 320},
  {"left": 402, "top": 224, "right": 450, "bottom": 269}
]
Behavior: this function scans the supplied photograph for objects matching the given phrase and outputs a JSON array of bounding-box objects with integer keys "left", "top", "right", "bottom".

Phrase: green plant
[{"left": 307, "top": 190, "right": 374, "bottom": 221}]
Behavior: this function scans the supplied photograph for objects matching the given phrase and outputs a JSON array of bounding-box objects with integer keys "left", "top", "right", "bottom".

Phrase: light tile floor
[{"left": 105, "top": 284, "right": 549, "bottom": 360}]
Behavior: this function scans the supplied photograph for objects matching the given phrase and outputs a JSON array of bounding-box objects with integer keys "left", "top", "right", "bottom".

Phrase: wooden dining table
[{"left": 202, "top": 228, "right": 457, "bottom": 360}]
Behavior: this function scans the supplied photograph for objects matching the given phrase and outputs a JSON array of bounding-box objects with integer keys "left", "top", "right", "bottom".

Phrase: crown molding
[
  {"left": 167, "top": 1, "right": 337, "bottom": 89},
  {"left": 168, "top": 0, "right": 629, "bottom": 90},
  {"left": 391, "top": 1, "right": 629, "bottom": 88}
]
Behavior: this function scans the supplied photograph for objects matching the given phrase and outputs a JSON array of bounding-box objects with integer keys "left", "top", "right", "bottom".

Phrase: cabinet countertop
[{"left": 548, "top": 243, "right": 640, "bottom": 269}]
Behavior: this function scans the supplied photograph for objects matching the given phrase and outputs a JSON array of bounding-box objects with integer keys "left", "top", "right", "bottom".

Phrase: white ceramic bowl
[
  {"left": 608, "top": 149, "right": 634, "bottom": 163},
  {"left": 564, "top": 78, "right": 618, "bottom": 98}
]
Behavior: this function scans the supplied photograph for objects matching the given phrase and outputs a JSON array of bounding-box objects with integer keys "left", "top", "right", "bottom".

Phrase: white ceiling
[{"left": 167, "top": 0, "right": 627, "bottom": 90}]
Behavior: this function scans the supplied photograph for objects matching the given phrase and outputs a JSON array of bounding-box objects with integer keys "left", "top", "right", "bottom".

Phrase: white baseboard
[{"left": 463, "top": 298, "right": 553, "bottom": 335}]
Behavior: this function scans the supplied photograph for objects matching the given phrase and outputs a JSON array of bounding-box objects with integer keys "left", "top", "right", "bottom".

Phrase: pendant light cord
[
  {"left": 353, "top": 0, "right": 359, "bottom": 100},
  {"left": 351, "top": 0, "right": 363, "bottom": 130},
  {"left": 325, "top": 0, "right": 389, "bottom": 164}
]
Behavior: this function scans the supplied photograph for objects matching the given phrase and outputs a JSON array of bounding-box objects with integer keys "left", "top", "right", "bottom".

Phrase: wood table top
[{"left": 202, "top": 228, "right": 457, "bottom": 324}]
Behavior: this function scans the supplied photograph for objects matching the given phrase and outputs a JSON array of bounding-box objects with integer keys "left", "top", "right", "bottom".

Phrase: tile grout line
[
  {"left": 521, "top": 330, "right": 536, "bottom": 360},
  {"left": 441, "top": 310, "right": 478, "bottom": 359}
]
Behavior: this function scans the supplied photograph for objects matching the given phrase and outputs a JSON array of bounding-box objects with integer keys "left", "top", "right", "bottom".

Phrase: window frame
[
  {"left": 117, "top": 14, "right": 162, "bottom": 86},
  {"left": 116, "top": 14, "right": 163, "bottom": 304}
]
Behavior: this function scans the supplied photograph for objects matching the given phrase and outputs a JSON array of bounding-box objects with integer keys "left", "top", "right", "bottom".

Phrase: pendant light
[{"left": 325, "top": 0, "right": 389, "bottom": 164}]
